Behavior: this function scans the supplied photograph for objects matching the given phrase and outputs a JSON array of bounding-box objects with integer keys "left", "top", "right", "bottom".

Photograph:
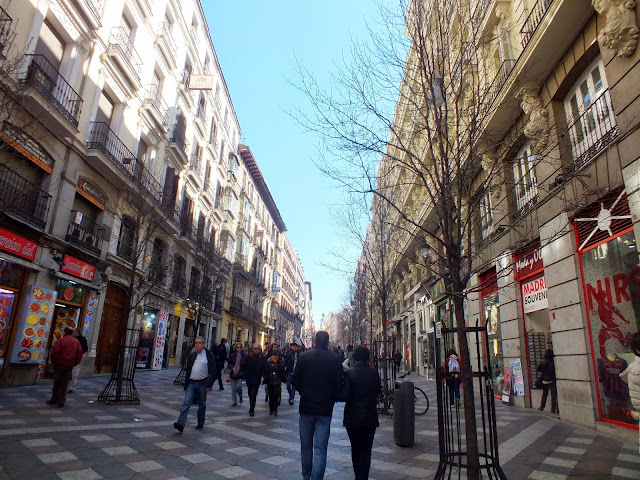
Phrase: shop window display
[{"left": 480, "top": 268, "right": 503, "bottom": 397}]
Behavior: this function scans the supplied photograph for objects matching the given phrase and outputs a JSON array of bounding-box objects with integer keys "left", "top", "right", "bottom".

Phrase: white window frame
[
  {"left": 480, "top": 191, "right": 493, "bottom": 239},
  {"left": 513, "top": 144, "right": 537, "bottom": 213}
]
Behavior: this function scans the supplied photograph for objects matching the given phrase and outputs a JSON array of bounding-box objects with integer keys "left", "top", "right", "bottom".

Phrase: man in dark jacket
[
  {"left": 292, "top": 331, "right": 343, "bottom": 480},
  {"left": 47, "top": 327, "right": 83, "bottom": 408},
  {"left": 174, "top": 336, "right": 216, "bottom": 431},
  {"left": 284, "top": 343, "right": 300, "bottom": 405},
  {"left": 213, "top": 337, "right": 228, "bottom": 390},
  {"left": 343, "top": 346, "right": 381, "bottom": 480},
  {"left": 245, "top": 343, "right": 266, "bottom": 417}
]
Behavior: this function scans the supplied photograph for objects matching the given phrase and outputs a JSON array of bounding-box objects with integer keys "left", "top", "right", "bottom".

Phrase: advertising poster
[
  {"left": 511, "top": 359, "right": 525, "bottom": 396},
  {"left": 0, "top": 292, "right": 17, "bottom": 346},
  {"left": 82, "top": 290, "right": 98, "bottom": 338},
  {"left": 136, "top": 347, "right": 150, "bottom": 368},
  {"left": 522, "top": 276, "right": 548, "bottom": 313},
  {"left": 501, "top": 367, "right": 513, "bottom": 404},
  {"left": 10, "top": 286, "right": 57, "bottom": 364},
  {"left": 152, "top": 311, "right": 168, "bottom": 370}
]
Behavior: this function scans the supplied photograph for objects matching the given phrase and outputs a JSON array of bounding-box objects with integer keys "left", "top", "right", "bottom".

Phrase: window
[
  {"left": 513, "top": 144, "right": 537, "bottom": 214},
  {"left": 35, "top": 20, "right": 65, "bottom": 69},
  {"left": 209, "top": 118, "right": 217, "bottom": 144},
  {"left": 219, "top": 139, "right": 225, "bottom": 166},
  {"left": 172, "top": 255, "right": 186, "bottom": 295},
  {"left": 480, "top": 191, "right": 493, "bottom": 239},
  {"left": 565, "top": 59, "right": 616, "bottom": 168},
  {"left": 149, "top": 238, "right": 166, "bottom": 283},
  {"left": 189, "top": 267, "right": 200, "bottom": 298},
  {"left": 117, "top": 216, "right": 135, "bottom": 261},
  {"left": 95, "top": 91, "right": 115, "bottom": 126}
]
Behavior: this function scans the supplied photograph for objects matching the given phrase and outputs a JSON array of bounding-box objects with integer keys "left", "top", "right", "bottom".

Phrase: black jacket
[
  {"left": 213, "top": 343, "right": 227, "bottom": 368},
  {"left": 283, "top": 350, "right": 299, "bottom": 374},
  {"left": 292, "top": 346, "right": 343, "bottom": 417},
  {"left": 244, "top": 353, "right": 266, "bottom": 386},
  {"left": 76, "top": 335, "right": 88, "bottom": 354},
  {"left": 537, "top": 358, "right": 556, "bottom": 382},
  {"left": 343, "top": 361, "right": 381, "bottom": 429},
  {"left": 265, "top": 355, "right": 286, "bottom": 385},
  {"left": 184, "top": 349, "right": 217, "bottom": 390}
]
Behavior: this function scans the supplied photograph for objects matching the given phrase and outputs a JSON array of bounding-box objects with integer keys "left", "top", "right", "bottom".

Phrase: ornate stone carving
[
  {"left": 592, "top": 0, "right": 639, "bottom": 57},
  {"left": 518, "top": 85, "right": 549, "bottom": 152},
  {"left": 481, "top": 151, "right": 503, "bottom": 200}
]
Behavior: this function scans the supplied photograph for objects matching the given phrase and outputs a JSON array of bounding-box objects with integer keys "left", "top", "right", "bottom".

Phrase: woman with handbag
[
  {"left": 537, "top": 349, "right": 558, "bottom": 413},
  {"left": 227, "top": 343, "right": 246, "bottom": 406}
]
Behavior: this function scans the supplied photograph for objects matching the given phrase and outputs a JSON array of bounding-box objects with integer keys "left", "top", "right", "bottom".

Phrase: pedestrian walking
[
  {"left": 227, "top": 342, "right": 246, "bottom": 406},
  {"left": 246, "top": 343, "right": 266, "bottom": 417},
  {"left": 343, "top": 346, "right": 381, "bottom": 480},
  {"left": 293, "top": 331, "right": 344, "bottom": 480},
  {"left": 263, "top": 342, "right": 274, "bottom": 402},
  {"left": 47, "top": 327, "right": 83, "bottom": 408},
  {"left": 213, "top": 338, "right": 228, "bottom": 390},
  {"left": 619, "top": 332, "right": 640, "bottom": 453},
  {"left": 284, "top": 342, "right": 300, "bottom": 405},
  {"left": 393, "top": 349, "right": 402, "bottom": 373},
  {"left": 174, "top": 336, "right": 216, "bottom": 432},
  {"left": 265, "top": 346, "right": 286, "bottom": 415},
  {"left": 68, "top": 328, "right": 88, "bottom": 393},
  {"left": 537, "top": 349, "right": 558, "bottom": 413},
  {"left": 443, "top": 348, "right": 461, "bottom": 407}
]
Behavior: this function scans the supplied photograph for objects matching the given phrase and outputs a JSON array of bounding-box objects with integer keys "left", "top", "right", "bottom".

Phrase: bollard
[{"left": 393, "top": 380, "right": 415, "bottom": 447}]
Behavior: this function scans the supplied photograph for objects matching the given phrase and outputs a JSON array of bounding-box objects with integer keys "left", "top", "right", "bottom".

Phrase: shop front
[
  {"left": 574, "top": 189, "right": 640, "bottom": 430},
  {"left": 479, "top": 267, "right": 503, "bottom": 398}
]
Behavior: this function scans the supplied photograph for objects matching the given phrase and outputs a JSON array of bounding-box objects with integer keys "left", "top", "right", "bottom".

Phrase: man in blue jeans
[
  {"left": 293, "top": 331, "right": 343, "bottom": 480},
  {"left": 174, "top": 336, "right": 216, "bottom": 432},
  {"left": 284, "top": 343, "right": 300, "bottom": 405}
]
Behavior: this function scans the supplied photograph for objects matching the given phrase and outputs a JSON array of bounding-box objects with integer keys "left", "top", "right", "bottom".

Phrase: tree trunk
[{"left": 453, "top": 294, "right": 479, "bottom": 480}]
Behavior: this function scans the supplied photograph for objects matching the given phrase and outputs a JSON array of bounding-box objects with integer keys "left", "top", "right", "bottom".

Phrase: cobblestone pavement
[{"left": 0, "top": 368, "right": 638, "bottom": 479}]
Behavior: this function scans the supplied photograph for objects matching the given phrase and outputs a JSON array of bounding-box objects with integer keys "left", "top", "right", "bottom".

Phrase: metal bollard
[{"left": 393, "top": 380, "right": 415, "bottom": 447}]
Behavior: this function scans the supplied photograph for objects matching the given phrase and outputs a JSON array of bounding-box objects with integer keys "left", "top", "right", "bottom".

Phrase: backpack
[{"left": 448, "top": 355, "right": 460, "bottom": 372}]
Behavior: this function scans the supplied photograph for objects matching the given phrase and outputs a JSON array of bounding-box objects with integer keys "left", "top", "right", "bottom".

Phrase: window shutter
[
  {"left": 35, "top": 20, "right": 65, "bottom": 68},
  {"left": 96, "top": 92, "right": 115, "bottom": 125}
]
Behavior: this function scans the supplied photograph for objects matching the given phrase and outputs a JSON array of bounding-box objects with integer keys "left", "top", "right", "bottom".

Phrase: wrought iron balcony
[
  {"left": 142, "top": 84, "right": 168, "bottom": 129},
  {"left": 87, "top": 121, "right": 138, "bottom": 179},
  {"left": 471, "top": 0, "right": 491, "bottom": 31},
  {"left": 513, "top": 182, "right": 538, "bottom": 221},
  {"left": 230, "top": 296, "right": 244, "bottom": 315},
  {"left": 189, "top": 153, "right": 203, "bottom": 177},
  {"left": 0, "top": 6, "right": 12, "bottom": 56},
  {"left": 66, "top": 210, "right": 104, "bottom": 256},
  {"left": 170, "top": 277, "right": 186, "bottom": 296},
  {"left": 520, "top": 0, "right": 553, "bottom": 49},
  {"left": 85, "top": 0, "right": 104, "bottom": 19},
  {"left": 214, "top": 300, "right": 223, "bottom": 314},
  {"left": 565, "top": 89, "right": 619, "bottom": 174},
  {"left": 196, "top": 104, "right": 206, "bottom": 126},
  {"left": 0, "top": 163, "right": 51, "bottom": 229},
  {"left": 169, "top": 124, "right": 189, "bottom": 161},
  {"left": 108, "top": 27, "right": 143, "bottom": 84},
  {"left": 485, "top": 58, "right": 516, "bottom": 109},
  {"left": 155, "top": 22, "right": 176, "bottom": 66},
  {"left": 21, "top": 54, "right": 83, "bottom": 127}
]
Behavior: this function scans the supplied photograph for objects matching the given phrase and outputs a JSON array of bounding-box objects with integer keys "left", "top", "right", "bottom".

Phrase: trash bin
[{"left": 393, "top": 380, "right": 415, "bottom": 447}]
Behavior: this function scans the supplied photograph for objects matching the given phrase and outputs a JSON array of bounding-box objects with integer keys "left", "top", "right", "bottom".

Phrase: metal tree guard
[
  {"left": 434, "top": 322, "right": 506, "bottom": 480},
  {"left": 173, "top": 342, "right": 190, "bottom": 386},
  {"left": 98, "top": 328, "right": 141, "bottom": 405}
]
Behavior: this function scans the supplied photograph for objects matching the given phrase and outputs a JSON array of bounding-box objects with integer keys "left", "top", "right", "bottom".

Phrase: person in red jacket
[{"left": 47, "top": 327, "right": 83, "bottom": 408}]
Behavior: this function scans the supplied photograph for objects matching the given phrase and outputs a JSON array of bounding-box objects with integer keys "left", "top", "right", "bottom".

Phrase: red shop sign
[
  {"left": 514, "top": 242, "right": 544, "bottom": 281},
  {"left": 0, "top": 228, "right": 37, "bottom": 260},
  {"left": 61, "top": 255, "right": 95, "bottom": 281}
]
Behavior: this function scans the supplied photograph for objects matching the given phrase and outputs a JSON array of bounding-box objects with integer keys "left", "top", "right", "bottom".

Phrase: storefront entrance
[{"left": 95, "top": 284, "right": 129, "bottom": 373}]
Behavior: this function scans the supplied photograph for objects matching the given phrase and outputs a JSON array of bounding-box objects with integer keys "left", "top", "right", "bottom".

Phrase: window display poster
[
  {"left": 137, "top": 309, "right": 157, "bottom": 369},
  {"left": 10, "top": 286, "right": 57, "bottom": 364},
  {"left": 136, "top": 347, "right": 150, "bottom": 368},
  {"left": 0, "top": 292, "right": 17, "bottom": 346},
  {"left": 82, "top": 290, "right": 98, "bottom": 338},
  {"left": 502, "top": 367, "right": 513, "bottom": 404},
  {"left": 581, "top": 231, "right": 640, "bottom": 426},
  {"left": 511, "top": 359, "right": 525, "bottom": 396},
  {"left": 152, "top": 311, "right": 168, "bottom": 370}
]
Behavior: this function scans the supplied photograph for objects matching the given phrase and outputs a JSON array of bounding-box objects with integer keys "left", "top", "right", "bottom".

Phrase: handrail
[
  {"left": 157, "top": 22, "right": 176, "bottom": 60},
  {"left": 0, "top": 163, "right": 51, "bottom": 229},
  {"left": 108, "top": 27, "right": 142, "bottom": 81},
  {"left": 67, "top": 210, "right": 104, "bottom": 254},
  {"left": 520, "top": 0, "right": 553, "bottom": 48},
  {"left": 85, "top": 0, "right": 104, "bottom": 19},
  {"left": 143, "top": 84, "right": 168, "bottom": 126},
  {"left": 22, "top": 54, "right": 83, "bottom": 127},
  {"left": 485, "top": 58, "right": 516, "bottom": 109},
  {"left": 0, "top": 6, "right": 13, "bottom": 55}
]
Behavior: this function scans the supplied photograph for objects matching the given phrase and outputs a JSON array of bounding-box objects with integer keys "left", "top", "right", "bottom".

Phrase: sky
[{"left": 204, "top": 2, "right": 389, "bottom": 327}]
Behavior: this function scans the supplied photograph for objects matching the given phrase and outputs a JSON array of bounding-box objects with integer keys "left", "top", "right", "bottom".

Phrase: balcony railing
[
  {"left": 485, "top": 58, "right": 516, "bottom": 109},
  {"left": 230, "top": 296, "right": 244, "bottom": 315},
  {"left": 196, "top": 104, "right": 206, "bottom": 125},
  {"left": 156, "top": 22, "right": 176, "bottom": 64},
  {"left": 66, "top": 210, "right": 104, "bottom": 255},
  {"left": 85, "top": 0, "right": 104, "bottom": 19},
  {"left": 472, "top": 0, "right": 491, "bottom": 31},
  {"left": 565, "top": 89, "right": 619, "bottom": 174},
  {"left": 170, "top": 123, "right": 189, "bottom": 160},
  {"left": 520, "top": 0, "right": 553, "bottom": 49},
  {"left": 108, "top": 27, "right": 142, "bottom": 83},
  {"left": 189, "top": 153, "right": 203, "bottom": 177},
  {"left": 143, "top": 84, "right": 168, "bottom": 128},
  {"left": 21, "top": 54, "right": 83, "bottom": 127},
  {"left": 0, "top": 163, "right": 51, "bottom": 229},
  {"left": 214, "top": 301, "right": 223, "bottom": 314},
  {"left": 87, "top": 121, "right": 137, "bottom": 178},
  {"left": 513, "top": 182, "right": 538, "bottom": 220},
  {"left": 0, "top": 6, "right": 13, "bottom": 56},
  {"left": 171, "top": 278, "right": 186, "bottom": 296}
]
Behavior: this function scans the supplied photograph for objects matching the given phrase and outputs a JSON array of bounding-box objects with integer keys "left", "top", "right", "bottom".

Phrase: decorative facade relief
[
  {"left": 481, "top": 151, "right": 503, "bottom": 200},
  {"left": 518, "top": 85, "right": 549, "bottom": 152},
  {"left": 592, "top": 0, "right": 639, "bottom": 57}
]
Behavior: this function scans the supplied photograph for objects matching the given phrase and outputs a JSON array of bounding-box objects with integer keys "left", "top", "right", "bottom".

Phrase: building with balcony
[
  {"left": 0, "top": 0, "right": 239, "bottom": 385},
  {"left": 360, "top": 0, "right": 640, "bottom": 438}
]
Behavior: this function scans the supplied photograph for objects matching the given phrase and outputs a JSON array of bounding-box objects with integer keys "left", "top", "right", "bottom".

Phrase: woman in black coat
[
  {"left": 244, "top": 344, "right": 266, "bottom": 417},
  {"left": 343, "top": 346, "right": 381, "bottom": 480},
  {"left": 537, "top": 349, "right": 558, "bottom": 413}
]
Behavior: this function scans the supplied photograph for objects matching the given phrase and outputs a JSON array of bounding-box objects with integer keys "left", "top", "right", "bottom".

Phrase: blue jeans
[
  {"left": 177, "top": 379, "right": 207, "bottom": 426},
  {"left": 299, "top": 414, "right": 332, "bottom": 480},
  {"left": 286, "top": 373, "right": 296, "bottom": 402},
  {"left": 230, "top": 378, "right": 243, "bottom": 403}
]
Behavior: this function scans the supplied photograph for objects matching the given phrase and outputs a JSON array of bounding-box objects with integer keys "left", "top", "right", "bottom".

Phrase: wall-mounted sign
[
  {"left": 76, "top": 179, "right": 106, "bottom": 210},
  {"left": 514, "top": 242, "right": 544, "bottom": 281},
  {"left": 189, "top": 74, "right": 214, "bottom": 90},
  {"left": 61, "top": 255, "right": 95, "bottom": 281},
  {"left": 522, "top": 275, "right": 548, "bottom": 313},
  {"left": 0, "top": 228, "right": 37, "bottom": 260}
]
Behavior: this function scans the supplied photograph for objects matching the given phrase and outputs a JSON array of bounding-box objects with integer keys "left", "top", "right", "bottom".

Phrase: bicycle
[{"left": 377, "top": 371, "right": 429, "bottom": 416}]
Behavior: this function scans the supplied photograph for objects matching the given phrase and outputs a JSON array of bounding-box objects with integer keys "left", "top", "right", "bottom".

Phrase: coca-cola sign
[
  {"left": 0, "top": 228, "right": 37, "bottom": 261},
  {"left": 514, "top": 242, "right": 543, "bottom": 281},
  {"left": 61, "top": 255, "right": 95, "bottom": 281}
]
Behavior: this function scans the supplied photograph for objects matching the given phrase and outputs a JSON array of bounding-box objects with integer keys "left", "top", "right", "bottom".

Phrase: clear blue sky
[{"left": 204, "top": 2, "right": 387, "bottom": 327}]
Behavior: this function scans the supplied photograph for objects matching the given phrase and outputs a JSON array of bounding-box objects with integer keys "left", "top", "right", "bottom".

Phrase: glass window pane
[{"left": 591, "top": 65, "right": 603, "bottom": 93}]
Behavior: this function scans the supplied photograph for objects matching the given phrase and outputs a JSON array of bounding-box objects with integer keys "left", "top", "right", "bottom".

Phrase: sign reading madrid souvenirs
[
  {"left": 521, "top": 276, "right": 548, "bottom": 313},
  {"left": 0, "top": 228, "right": 37, "bottom": 260},
  {"left": 61, "top": 255, "right": 95, "bottom": 281}
]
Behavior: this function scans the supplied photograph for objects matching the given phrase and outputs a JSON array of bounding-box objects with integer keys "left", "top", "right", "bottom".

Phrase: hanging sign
[
  {"left": 152, "top": 311, "right": 168, "bottom": 370},
  {"left": 61, "top": 255, "right": 95, "bottom": 281},
  {"left": 522, "top": 276, "right": 548, "bottom": 313},
  {"left": 189, "top": 74, "right": 214, "bottom": 90}
]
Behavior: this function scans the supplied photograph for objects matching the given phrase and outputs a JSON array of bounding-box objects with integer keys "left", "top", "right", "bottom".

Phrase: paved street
[{"left": 0, "top": 368, "right": 638, "bottom": 480}]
